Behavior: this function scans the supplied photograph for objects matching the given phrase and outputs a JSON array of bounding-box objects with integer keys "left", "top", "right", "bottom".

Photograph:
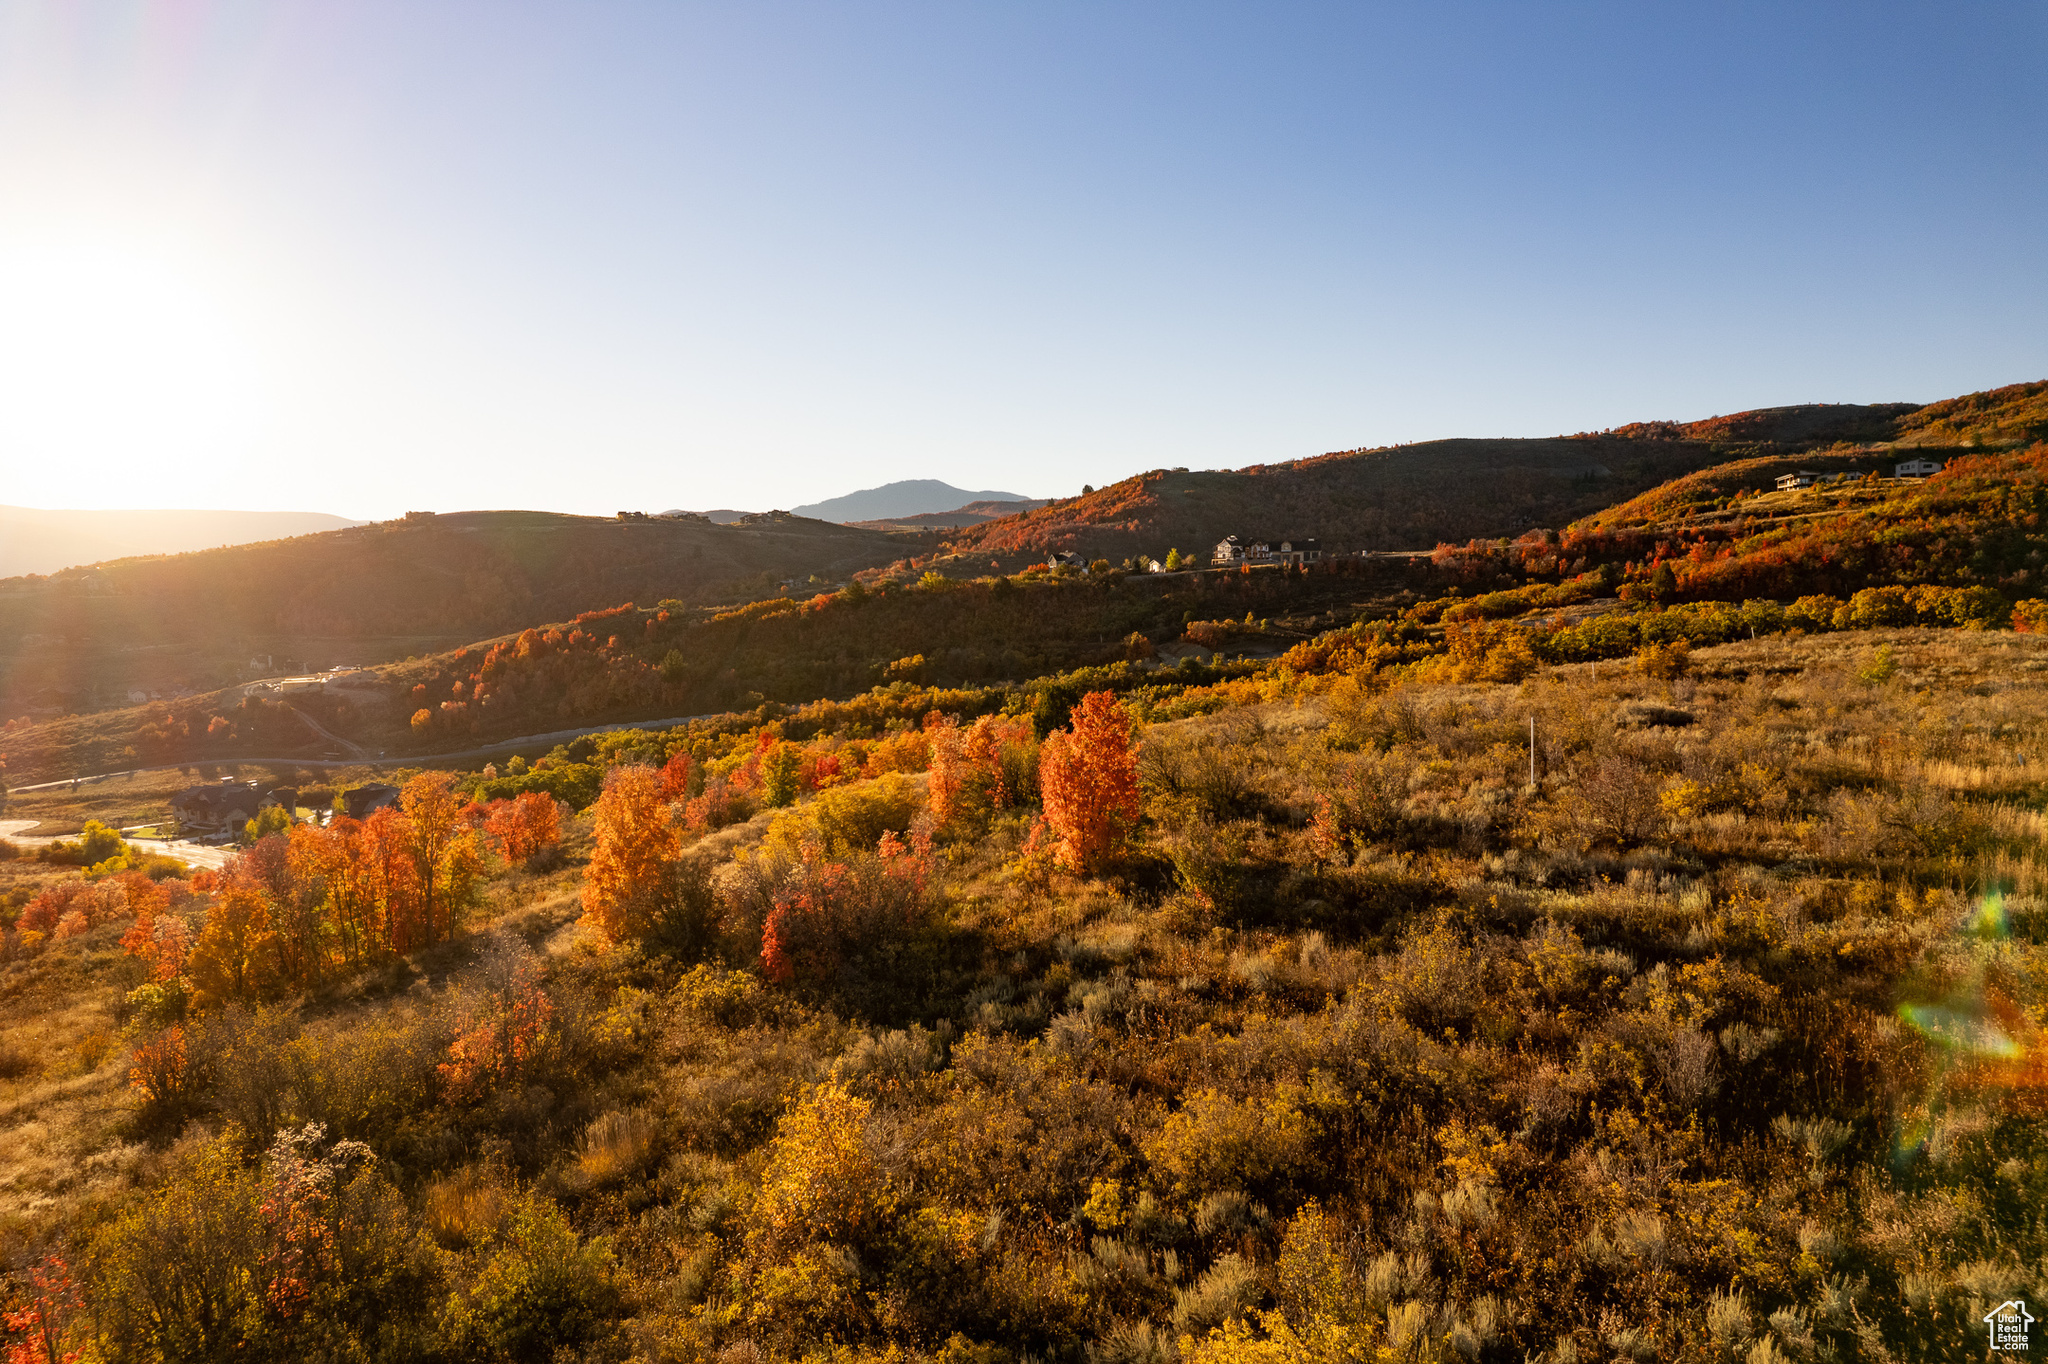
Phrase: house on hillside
[
  {"left": 1045, "top": 550, "right": 1083, "bottom": 569},
  {"left": 1895, "top": 458, "right": 1943, "bottom": 478},
  {"left": 1212, "top": 536, "right": 1323, "bottom": 566},
  {"left": 1775, "top": 471, "right": 1827, "bottom": 492},
  {"left": 170, "top": 779, "right": 275, "bottom": 838},
  {"left": 339, "top": 783, "right": 402, "bottom": 819}
]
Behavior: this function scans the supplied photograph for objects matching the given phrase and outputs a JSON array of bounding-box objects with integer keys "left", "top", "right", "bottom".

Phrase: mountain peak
[{"left": 792, "top": 480, "right": 1035, "bottom": 524}]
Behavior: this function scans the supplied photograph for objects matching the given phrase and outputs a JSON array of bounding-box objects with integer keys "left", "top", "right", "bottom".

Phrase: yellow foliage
[
  {"left": 1081, "top": 1178, "right": 1127, "bottom": 1229},
  {"left": 1180, "top": 1310, "right": 1385, "bottom": 1363},
  {"left": 762, "top": 772, "right": 923, "bottom": 860},
  {"left": 749, "top": 1082, "right": 894, "bottom": 1252},
  {"left": 1659, "top": 777, "right": 1715, "bottom": 820},
  {"left": 1145, "top": 1085, "right": 1317, "bottom": 1196},
  {"left": 1435, "top": 1119, "right": 1511, "bottom": 1187}
]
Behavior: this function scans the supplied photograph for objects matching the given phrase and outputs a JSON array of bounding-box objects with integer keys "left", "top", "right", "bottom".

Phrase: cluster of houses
[
  {"left": 1775, "top": 459, "right": 1942, "bottom": 493},
  {"left": 1042, "top": 535, "right": 1330, "bottom": 573},
  {"left": 168, "top": 778, "right": 400, "bottom": 839},
  {"left": 1209, "top": 536, "right": 1323, "bottom": 567},
  {"left": 242, "top": 667, "right": 384, "bottom": 699}
]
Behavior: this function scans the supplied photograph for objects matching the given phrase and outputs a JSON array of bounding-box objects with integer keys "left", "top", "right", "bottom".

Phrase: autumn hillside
[
  {"left": 0, "top": 510, "right": 909, "bottom": 720},
  {"left": 4, "top": 397, "right": 2048, "bottom": 1361},
  {"left": 937, "top": 381, "right": 2048, "bottom": 569}
]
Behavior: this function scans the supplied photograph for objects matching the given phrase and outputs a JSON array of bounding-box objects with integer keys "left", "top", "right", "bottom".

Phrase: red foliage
[
  {"left": 482, "top": 792, "right": 562, "bottom": 864},
  {"left": 1037, "top": 691, "right": 1141, "bottom": 874},
  {"left": 759, "top": 824, "right": 934, "bottom": 986},
  {"left": 656, "top": 750, "right": 695, "bottom": 803},
  {"left": 439, "top": 956, "right": 555, "bottom": 1101},
  {"left": 3, "top": 1255, "right": 81, "bottom": 1364}
]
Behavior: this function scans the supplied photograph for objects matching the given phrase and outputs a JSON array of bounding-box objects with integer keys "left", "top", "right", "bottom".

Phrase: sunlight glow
[{"left": 0, "top": 222, "right": 273, "bottom": 470}]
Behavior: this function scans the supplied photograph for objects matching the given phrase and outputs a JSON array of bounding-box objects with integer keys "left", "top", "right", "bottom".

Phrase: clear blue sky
[{"left": 1, "top": 2, "right": 2042, "bottom": 519}]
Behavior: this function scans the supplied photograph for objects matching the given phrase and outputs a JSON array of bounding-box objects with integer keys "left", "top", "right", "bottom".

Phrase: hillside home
[
  {"left": 170, "top": 779, "right": 279, "bottom": 837},
  {"left": 339, "top": 783, "right": 402, "bottom": 819},
  {"left": 1045, "top": 550, "right": 1083, "bottom": 568},
  {"left": 1775, "top": 471, "right": 1828, "bottom": 492},
  {"left": 1212, "top": 536, "right": 1323, "bottom": 566},
  {"left": 1895, "top": 458, "right": 1943, "bottom": 478}
]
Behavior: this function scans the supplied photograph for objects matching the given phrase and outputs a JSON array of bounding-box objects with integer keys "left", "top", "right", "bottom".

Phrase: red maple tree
[{"left": 1037, "top": 690, "right": 1141, "bottom": 873}]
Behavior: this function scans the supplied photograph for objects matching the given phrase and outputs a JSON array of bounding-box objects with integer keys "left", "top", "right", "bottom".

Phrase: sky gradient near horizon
[{"left": 1, "top": 2, "right": 2043, "bottom": 521}]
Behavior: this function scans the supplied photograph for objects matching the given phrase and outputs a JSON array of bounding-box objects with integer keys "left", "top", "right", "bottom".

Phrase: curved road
[
  {"left": 0, "top": 820, "right": 237, "bottom": 871},
  {"left": 5, "top": 712, "right": 720, "bottom": 794}
]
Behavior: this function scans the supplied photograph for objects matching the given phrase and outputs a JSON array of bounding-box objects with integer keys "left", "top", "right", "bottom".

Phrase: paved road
[
  {"left": 0, "top": 820, "right": 236, "bottom": 871},
  {"left": 5, "top": 712, "right": 721, "bottom": 793}
]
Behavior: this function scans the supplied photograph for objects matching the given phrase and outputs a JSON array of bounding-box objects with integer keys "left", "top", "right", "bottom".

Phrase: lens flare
[{"left": 1893, "top": 889, "right": 2048, "bottom": 1168}]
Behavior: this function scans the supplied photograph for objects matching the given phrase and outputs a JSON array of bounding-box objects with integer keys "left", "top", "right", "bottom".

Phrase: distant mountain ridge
[
  {"left": 848, "top": 498, "right": 1051, "bottom": 530},
  {"left": 938, "top": 380, "right": 2048, "bottom": 568},
  {"left": 0, "top": 505, "right": 364, "bottom": 578},
  {"left": 792, "top": 480, "right": 1036, "bottom": 523}
]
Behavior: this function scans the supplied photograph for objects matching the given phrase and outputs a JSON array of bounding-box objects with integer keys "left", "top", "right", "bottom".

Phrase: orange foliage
[
  {"left": 483, "top": 791, "right": 562, "bottom": 865},
  {"left": 1037, "top": 690, "right": 1141, "bottom": 873},
  {"left": 439, "top": 954, "right": 555, "bottom": 1102},
  {"left": 400, "top": 772, "right": 486, "bottom": 948},
  {"left": 927, "top": 713, "right": 1027, "bottom": 831},
  {"left": 127, "top": 1026, "right": 190, "bottom": 1108},
  {"left": 581, "top": 764, "right": 682, "bottom": 944}
]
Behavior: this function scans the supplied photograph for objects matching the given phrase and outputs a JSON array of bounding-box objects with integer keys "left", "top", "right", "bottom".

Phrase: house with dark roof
[
  {"left": 338, "top": 783, "right": 402, "bottom": 819},
  {"left": 1212, "top": 535, "right": 1323, "bottom": 567},
  {"left": 169, "top": 779, "right": 275, "bottom": 837}
]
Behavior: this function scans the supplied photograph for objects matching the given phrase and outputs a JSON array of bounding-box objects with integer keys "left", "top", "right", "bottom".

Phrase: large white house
[
  {"left": 1895, "top": 458, "right": 1943, "bottom": 478},
  {"left": 1212, "top": 536, "right": 1323, "bottom": 567}
]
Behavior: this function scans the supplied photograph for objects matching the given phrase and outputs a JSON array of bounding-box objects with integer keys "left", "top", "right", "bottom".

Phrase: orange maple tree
[
  {"left": 483, "top": 791, "right": 562, "bottom": 865},
  {"left": 581, "top": 764, "right": 682, "bottom": 944},
  {"left": 1036, "top": 690, "right": 1141, "bottom": 873}
]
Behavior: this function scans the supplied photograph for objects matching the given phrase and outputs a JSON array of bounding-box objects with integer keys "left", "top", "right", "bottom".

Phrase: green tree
[
  {"left": 77, "top": 819, "right": 126, "bottom": 864},
  {"left": 241, "top": 804, "right": 292, "bottom": 846},
  {"left": 1648, "top": 561, "right": 1678, "bottom": 603},
  {"left": 764, "top": 741, "right": 804, "bottom": 808}
]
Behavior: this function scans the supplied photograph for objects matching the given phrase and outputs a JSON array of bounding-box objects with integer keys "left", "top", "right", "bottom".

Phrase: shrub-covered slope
[{"left": 3, "top": 627, "right": 2044, "bottom": 1361}]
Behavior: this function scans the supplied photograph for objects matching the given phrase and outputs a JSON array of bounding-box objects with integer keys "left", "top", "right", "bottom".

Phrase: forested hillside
[
  {"left": 937, "top": 381, "right": 2048, "bottom": 569},
  {"left": 0, "top": 511, "right": 906, "bottom": 721},
  {"left": 9, "top": 438, "right": 2048, "bottom": 787}
]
